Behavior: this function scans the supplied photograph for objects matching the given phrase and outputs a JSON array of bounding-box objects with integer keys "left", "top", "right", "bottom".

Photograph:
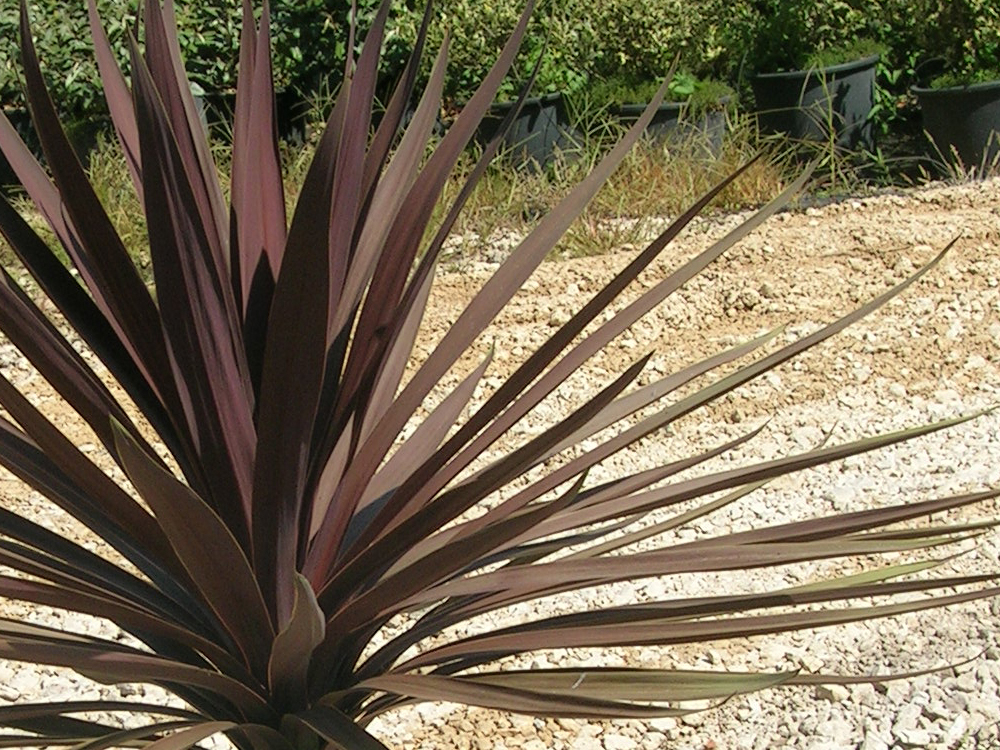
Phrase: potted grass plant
[
  {"left": 910, "top": 0, "right": 1000, "bottom": 170},
  {"left": 0, "top": 0, "right": 997, "bottom": 748},
  {"left": 733, "top": 0, "right": 881, "bottom": 149}
]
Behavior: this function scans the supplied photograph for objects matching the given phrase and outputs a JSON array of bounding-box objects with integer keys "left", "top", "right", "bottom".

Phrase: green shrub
[
  {"left": 0, "top": 0, "right": 135, "bottom": 117},
  {"left": 724, "top": 0, "right": 883, "bottom": 73},
  {"left": 586, "top": 0, "right": 731, "bottom": 81},
  {"left": 402, "top": 0, "right": 597, "bottom": 105},
  {"left": 912, "top": 0, "right": 1000, "bottom": 86}
]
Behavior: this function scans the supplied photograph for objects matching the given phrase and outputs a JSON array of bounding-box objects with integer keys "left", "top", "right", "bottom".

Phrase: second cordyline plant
[{"left": 0, "top": 0, "right": 996, "bottom": 748}]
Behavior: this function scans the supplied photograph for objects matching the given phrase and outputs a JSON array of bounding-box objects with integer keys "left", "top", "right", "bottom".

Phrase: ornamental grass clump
[{"left": 0, "top": 1, "right": 996, "bottom": 748}]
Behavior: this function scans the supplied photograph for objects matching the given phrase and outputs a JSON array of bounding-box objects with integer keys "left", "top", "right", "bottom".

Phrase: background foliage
[
  {"left": 3, "top": 0, "right": 1000, "bottom": 128},
  {"left": 911, "top": 0, "right": 1000, "bottom": 86}
]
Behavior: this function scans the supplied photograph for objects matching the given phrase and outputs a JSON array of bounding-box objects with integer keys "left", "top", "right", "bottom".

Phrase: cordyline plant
[{"left": 0, "top": 0, "right": 996, "bottom": 747}]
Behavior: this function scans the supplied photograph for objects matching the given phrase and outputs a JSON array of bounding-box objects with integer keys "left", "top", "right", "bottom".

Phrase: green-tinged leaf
[
  {"left": 112, "top": 422, "right": 274, "bottom": 679},
  {"left": 781, "top": 560, "right": 946, "bottom": 593},
  {"left": 464, "top": 668, "right": 798, "bottom": 702},
  {"left": 269, "top": 575, "right": 325, "bottom": 709},
  {"left": 358, "top": 673, "right": 709, "bottom": 719},
  {"left": 293, "top": 705, "right": 390, "bottom": 750}
]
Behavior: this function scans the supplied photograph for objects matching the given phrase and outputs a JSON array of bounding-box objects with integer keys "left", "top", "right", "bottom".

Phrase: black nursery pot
[
  {"left": 478, "top": 92, "right": 579, "bottom": 171},
  {"left": 750, "top": 54, "right": 879, "bottom": 150},
  {"left": 616, "top": 97, "right": 730, "bottom": 153},
  {"left": 913, "top": 79, "right": 1000, "bottom": 170}
]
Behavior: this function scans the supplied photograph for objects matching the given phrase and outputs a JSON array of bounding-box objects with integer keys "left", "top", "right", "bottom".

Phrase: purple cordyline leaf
[
  {"left": 356, "top": 348, "right": 493, "bottom": 516},
  {"left": 394, "top": 423, "right": 766, "bottom": 576},
  {"left": 248, "top": 74, "right": 353, "bottom": 595},
  {"left": 0, "top": 505, "right": 184, "bottom": 619},
  {"left": 0, "top": 417, "right": 210, "bottom": 626},
  {"left": 355, "top": 256, "right": 440, "bottom": 447},
  {"left": 563, "top": 481, "right": 770, "bottom": 561},
  {"left": 0, "top": 702, "right": 200, "bottom": 723},
  {"left": 231, "top": 0, "right": 286, "bottom": 316},
  {"left": 532, "top": 328, "right": 783, "bottom": 466},
  {"left": 324, "top": 0, "right": 393, "bottom": 329},
  {"left": 0, "top": 191, "right": 181, "bottom": 467},
  {"left": 142, "top": 0, "right": 231, "bottom": 285},
  {"left": 452, "top": 248, "right": 960, "bottom": 549},
  {"left": 329, "top": 33, "right": 450, "bottom": 339},
  {"left": 131, "top": 37, "right": 257, "bottom": 540},
  {"left": 322, "top": 36, "right": 451, "bottom": 454},
  {"left": 303, "top": 0, "right": 541, "bottom": 577},
  {"left": 304, "top": 79, "right": 535, "bottom": 541},
  {"left": 848, "top": 519, "right": 999, "bottom": 540},
  {"left": 400, "top": 586, "right": 1000, "bottom": 673},
  {"left": 292, "top": 705, "right": 391, "bottom": 750},
  {"left": 380, "top": 167, "right": 809, "bottom": 533},
  {"left": 70, "top": 720, "right": 224, "bottom": 750},
  {"left": 268, "top": 575, "right": 325, "bottom": 711},
  {"left": 227, "top": 724, "right": 297, "bottom": 750},
  {"left": 390, "top": 499, "right": 993, "bottom": 652},
  {"left": 249, "top": 1, "right": 397, "bottom": 625},
  {"left": 0, "top": 628, "right": 274, "bottom": 722},
  {"left": 138, "top": 722, "right": 237, "bottom": 750},
  {"left": 540, "top": 411, "right": 981, "bottom": 538},
  {"left": 410, "top": 534, "right": 973, "bottom": 608},
  {"left": 113, "top": 421, "right": 275, "bottom": 682},
  {"left": 86, "top": 0, "right": 142, "bottom": 196},
  {"left": 0, "top": 575, "right": 255, "bottom": 683},
  {"left": 319, "top": 356, "right": 650, "bottom": 642},
  {"left": 690, "top": 488, "right": 1000, "bottom": 547},
  {"left": 0, "top": 373, "right": 176, "bottom": 566},
  {"left": 317, "top": 157, "right": 789, "bottom": 590},
  {"left": 16, "top": 3, "right": 181, "bottom": 420},
  {"left": 0, "top": 721, "right": 191, "bottom": 750},
  {"left": 340, "top": 50, "right": 546, "bottom": 460},
  {"left": 357, "top": 673, "right": 717, "bottom": 719},
  {"left": 458, "top": 421, "right": 770, "bottom": 553},
  {"left": 358, "top": 0, "right": 435, "bottom": 201},
  {"left": 0, "top": 266, "right": 154, "bottom": 459}
]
